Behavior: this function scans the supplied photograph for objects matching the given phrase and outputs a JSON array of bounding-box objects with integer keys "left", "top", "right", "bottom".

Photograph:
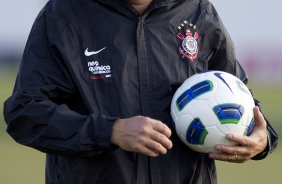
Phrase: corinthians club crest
[{"left": 177, "top": 20, "right": 199, "bottom": 61}]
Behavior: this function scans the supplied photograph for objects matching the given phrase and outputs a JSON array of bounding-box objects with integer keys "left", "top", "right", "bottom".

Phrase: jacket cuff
[
  {"left": 95, "top": 115, "right": 119, "bottom": 151},
  {"left": 251, "top": 130, "right": 270, "bottom": 160}
]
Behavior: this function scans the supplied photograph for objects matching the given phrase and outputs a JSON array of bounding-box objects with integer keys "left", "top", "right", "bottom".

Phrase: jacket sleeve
[
  {"left": 204, "top": 3, "right": 278, "bottom": 160},
  {"left": 3, "top": 7, "right": 117, "bottom": 157}
]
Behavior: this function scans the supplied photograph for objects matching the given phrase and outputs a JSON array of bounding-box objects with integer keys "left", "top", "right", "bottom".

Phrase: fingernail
[
  {"left": 209, "top": 153, "right": 215, "bottom": 159},
  {"left": 226, "top": 134, "right": 233, "bottom": 139},
  {"left": 215, "top": 145, "right": 222, "bottom": 150}
]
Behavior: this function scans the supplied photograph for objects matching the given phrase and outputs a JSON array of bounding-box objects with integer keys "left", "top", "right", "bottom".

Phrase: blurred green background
[{"left": 0, "top": 68, "right": 281, "bottom": 184}]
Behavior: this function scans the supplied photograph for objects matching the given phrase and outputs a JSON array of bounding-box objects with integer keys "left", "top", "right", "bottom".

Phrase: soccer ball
[{"left": 170, "top": 71, "right": 255, "bottom": 153}]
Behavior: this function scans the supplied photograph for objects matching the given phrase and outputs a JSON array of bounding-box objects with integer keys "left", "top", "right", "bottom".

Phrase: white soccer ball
[{"left": 171, "top": 71, "right": 255, "bottom": 153}]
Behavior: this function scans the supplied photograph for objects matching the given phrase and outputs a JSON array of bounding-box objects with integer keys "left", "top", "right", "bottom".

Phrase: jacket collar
[
  {"left": 96, "top": 0, "right": 184, "bottom": 5},
  {"left": 95, "top": 0, "right": 185, "bottom": 17}
]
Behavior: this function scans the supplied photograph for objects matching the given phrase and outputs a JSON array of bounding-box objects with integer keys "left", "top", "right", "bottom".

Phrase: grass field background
[{"left": 0, "top": 69, "right": 281, "bottom": 184}]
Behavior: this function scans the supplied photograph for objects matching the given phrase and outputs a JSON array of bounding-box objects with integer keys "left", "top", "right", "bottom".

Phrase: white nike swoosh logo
[{"left": 84, "top": 47, "right": 106, "bottom": 56}]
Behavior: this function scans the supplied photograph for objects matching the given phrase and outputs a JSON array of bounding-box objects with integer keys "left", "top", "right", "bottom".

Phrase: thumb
[{"left": 253, "top": 106, "right": 267, "bottom": 131}]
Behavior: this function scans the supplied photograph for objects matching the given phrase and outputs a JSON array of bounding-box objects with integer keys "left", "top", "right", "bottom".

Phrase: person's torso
[{"left": 45, "top": 0, "right": 218, "bottom": 183}]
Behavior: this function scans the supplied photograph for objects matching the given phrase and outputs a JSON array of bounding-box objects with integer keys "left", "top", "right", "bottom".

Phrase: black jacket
[{"left": 4, "top": 0, "right": 278, "bottom": 183}]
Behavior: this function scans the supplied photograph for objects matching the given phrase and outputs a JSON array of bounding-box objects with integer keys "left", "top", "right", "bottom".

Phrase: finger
[
  {"left": 132, "top": 140, "right": 161, "bottom": 157},
  {"left": 151, "top": 120, "right": 172, "bottom": 138},
  {"left": 214, "top": 144, "right": 249, "bottom": 155},
  {"left": 150, "top": 131, "right": 173, "bottom": 149},
  {"left": 140, "top": 145, "right": 161, "bottom": 157},
  {"left": 226, "top": 134, "right": 254, "bottom": 147},
  {"left": 145, "top": 139, "right": 169, "bottom": 155},
  {"left": 209, "top": 152, "right": 246, "bottom": 163},
  {"left": 253, "top": 106, "right": 267, "bottom": 129}
]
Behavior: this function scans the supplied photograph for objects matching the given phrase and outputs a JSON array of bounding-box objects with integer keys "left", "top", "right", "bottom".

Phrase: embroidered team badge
[{"left": 177, "top": 20, "right": 199, "bottom": 62}]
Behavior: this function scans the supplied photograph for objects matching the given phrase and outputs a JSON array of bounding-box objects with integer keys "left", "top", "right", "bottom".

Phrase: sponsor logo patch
[
  {"left": 84, "top": 47, "right": 106, "bottom": 56},
  {"left": 84, "top": 47, "right": 111, "bottom": 80},
  {"left": 88, "top": 60, "right": 111, "bottom": 80}
]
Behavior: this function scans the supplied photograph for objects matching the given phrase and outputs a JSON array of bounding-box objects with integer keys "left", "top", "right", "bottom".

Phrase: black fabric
[{"left": 3, "top": 0, "right": 278, "bottom": 183}]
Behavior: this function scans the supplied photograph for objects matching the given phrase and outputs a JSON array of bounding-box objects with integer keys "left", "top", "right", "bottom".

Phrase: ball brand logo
[
  {"left": 176, "top": 20, "right": 199, "bottom": 62},
  {"left": 214, "top": 72, "right": 233, "bottom": 93},
  {"left": 236, "top": 80, "right": 252, "bottom": 97}
]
